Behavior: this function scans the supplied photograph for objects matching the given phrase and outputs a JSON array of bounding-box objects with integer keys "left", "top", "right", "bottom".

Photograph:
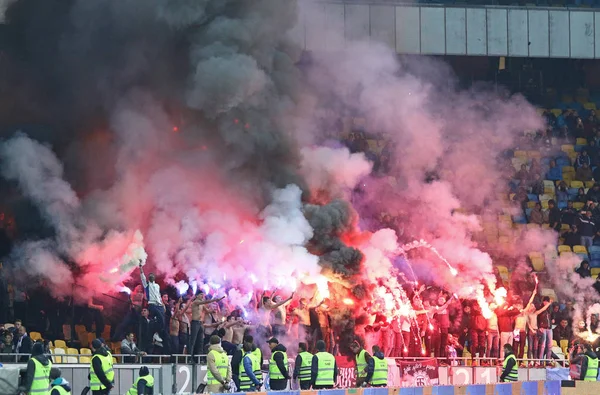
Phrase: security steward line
[{"left": 206, "top": 381, "right": 600, "bottom": 394}]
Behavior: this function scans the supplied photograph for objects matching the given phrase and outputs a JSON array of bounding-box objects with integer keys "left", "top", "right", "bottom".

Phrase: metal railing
[{"left": 0, "top": 353, "right": 208, "bottom": 364}]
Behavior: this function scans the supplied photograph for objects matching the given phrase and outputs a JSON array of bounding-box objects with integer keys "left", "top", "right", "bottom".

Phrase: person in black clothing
[
  {"left": 22, "top": 342, "right": 52, "bottom": 394},
  {"left": 553, "top": 319, "right": 573, "bottom": 346},
  {"left": 132, "top": 366, "right": 154, "bottom": 395},
  {"left": 311, "top": 340, "right": 338, "bottom": 390},
  {"left": 548, "top": 200, "right": 561, "bottom": 231},
  {"left": 570, "top": 343, "right": 598, "bottom": 380},
  {"left": 563, "top": 225, "right": 581, "bottom": 248},
  {"left": 576, "top": 260, "right": 592, "bottom": 278},
  {"left": 561, "top": 201, "right": 578, "bottom": 227},
  {"left": 588, "top": 184, "right": 600, "bottom": 202},
  {"left": 499, "top": 344, "right": 517, "bottom": 382},
  {"left": 267, "top": 338, "right": 290, "bottom": 390},
  {"left": 595, "top": 275, "right": 600, "bottom": 296},
  {"left": 89, "top": 339, "right": 114, "bottom": 394},
  {"left": 577, "top": 211, "right": 596, "bottom": 248}
]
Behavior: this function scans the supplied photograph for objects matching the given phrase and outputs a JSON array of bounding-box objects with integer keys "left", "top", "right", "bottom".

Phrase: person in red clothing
[
  {"left": 496, "top": 303, "right": 520, "bottom": 360},
  {"left": 469, "top": 304, "right": 487, "bottom": 360}
]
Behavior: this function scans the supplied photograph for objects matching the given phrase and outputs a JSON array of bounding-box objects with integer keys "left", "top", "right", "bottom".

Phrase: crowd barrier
[{"left": 0, "top": 355, "right": 593, "bottom": 394}]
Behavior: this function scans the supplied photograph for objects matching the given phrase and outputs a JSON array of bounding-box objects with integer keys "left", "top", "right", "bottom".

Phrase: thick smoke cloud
[{"left": 0, "top": 0, "right": 563, "bottom": 339}]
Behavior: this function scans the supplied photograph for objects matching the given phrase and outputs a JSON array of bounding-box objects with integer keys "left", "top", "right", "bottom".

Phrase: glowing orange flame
[{"left": 343, "top": 298, "right": 354, "bottom": 306}]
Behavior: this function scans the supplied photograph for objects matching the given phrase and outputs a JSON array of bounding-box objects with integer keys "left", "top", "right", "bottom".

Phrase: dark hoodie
[
  {"left": 88, "top": 347, "right": 113, "bottom": 389},
  {"left": 25, "top": 346, "right": 51, "bottom": 392},
  {"left": 271, "top": 344, "right": 289, "bottom": 379}
]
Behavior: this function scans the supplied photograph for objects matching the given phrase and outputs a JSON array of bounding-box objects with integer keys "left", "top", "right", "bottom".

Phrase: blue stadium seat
[
  {"left": 589, "top": 246, "right": 600, "bottom": 254},
  {"left": 590, "top": 259, "right": 600, "bottom": 268},
  {"left": 528, "top": 194, "right": 540, "bottom": 202},
  {"left": 575, "top": 145, "right": 585, "bottom": 152},
  {"left": 557, "top": 157, "right": 571, "bottom": 167},
  {"left": 568, "top": 188, "right": 579, "bottom": 196},
  {"left": 558, "top": 201, "right": 568, "bottom": 209}
]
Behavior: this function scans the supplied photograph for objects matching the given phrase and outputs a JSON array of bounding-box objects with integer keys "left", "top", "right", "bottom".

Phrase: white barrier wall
[{"left": 294, "top": 2, "right": 600, "bottom": 58}]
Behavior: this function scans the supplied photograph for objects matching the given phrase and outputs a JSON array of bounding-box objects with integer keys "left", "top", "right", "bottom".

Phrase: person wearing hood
[
  {"left": 24, "top": 342, "right": 52, "bottom": 395},
  {"left": 267, "top": 337, "right": 289, "bottom": 390},
  {"left": 572, "top": 343, "right": 599, "bottom": 381},
  {"left": 126, "top": 366, "right": 154, "bottom": 395},
  {"left": 368, "top": 346, "right": 387, "bottom": 387},
  {"left": 50, "top": 372, "right": 72, "bottom": 395},
  {"left": 89, "top": 339, "right": 114, "bottom": 394},
  {"left": 206, "top": 335, "right": 232, "bottom": 393}
]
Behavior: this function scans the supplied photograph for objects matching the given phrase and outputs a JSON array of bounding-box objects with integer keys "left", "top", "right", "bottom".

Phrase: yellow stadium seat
[
  {"left": 80, "top": 348, "right": 92, "bottom": 355},
  {"left": 543, "top": 186, "right": 555, "bottom": 195},
  {"left": 527, "top": 201, "right": 537, "bottom": 208},
  {"left": 568, "top": 152, "right": 578, "bottom": 161},
  {"left": 551, "top": 109, "right": 562, "bottom": 117},
  {"left": 576, "top": 138, "right": 588, "bottom": 146},
  {"left": 561, "top": 144, "right": 575, "bottom": 153},
  {"left": 67, "top": 347, "right": 79, "bottom": 355},
  {"left": 561, "top": 223, "right": 571, "bottom": 231},
  {"left": 529, "top": 251, "right": 543, "bottom": 259},
  {"left": 527, "top": 223, "right": 540, "bottom": 230},
  {"left": 497, "top": 265, "right": 509, "bottom": 274},
  {"left": 571, "top": 181, "right": 584, "bottom": 189},
  {"left": 112, "top": 357, "right": 118, "bottom": 363},
  {"left": 539, "top": 193, "right": 554, "bottom": 201},
  {"left": 29, "top": 332, "right": 42, "bottom": 341},
  {"left": 528, "top": 151, "right": 541, "bottom": 159},
  {"left": 54, "top": 340, "right": 67, "bottom": 350},
  {"left": 560, "top": 251, "right": 576, "bottom": 259},
  {"left": 562, "top": 166, "right": 575, "bottom": 174},
  {"left": 563, "top": 174, "right": 574, "bottom": 184},
  {"left": 592, "top": 268, "right": 600, "bottom": 277},
  {"left": 586, "top": 181, "right": 596, "bottom": 188},
  {"left": 573, "top": 202, "right": 585, "bottom": 210},
  {"left": 544, "top": 180, "right": 556, "bottom": 187},
  {"left": 52, "top": 348, "right": 65, "bottom": 363},
  {"left": 573, "top": 245, "right": 588, "bottom": 254},
  {"left": 558, "top": 245, "right": 572, "bottom": 253},
  {"left": 531, "top": 257, "right": 545, "bottom": 271},
  {"left": 514, "top": 150, "right": 528, "bottom": 158},
  {"left": 80, "top": 356, "right": 91, "bottom": 363},
  {"left": 560, "top": 339, "right": 569, "bottom": 355},
  {"left": 541, "top": 200, "right": 549, "bottom": 209},
  {"left": 584, "top": 102, "right": 597, "bottom": 110}
]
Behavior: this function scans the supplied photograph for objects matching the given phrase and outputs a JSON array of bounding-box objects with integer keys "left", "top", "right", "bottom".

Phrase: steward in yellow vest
[
  {"left": 499, "top": 344, "right": 518, "bottom": 382},
  {"left": 368, "top": 346, "right": 388, "bottom": 387},
  {"left": 89, "top": 339, "right": 114, "bottom": 393},
  {"left": 350, "top": 341, "right": 372, "bottom": 387},
  {"left": 50, "top": 377, "right": 72, "bottom": 395},
  {"left": 311, "top": 340, "right": 338, "bottom": 390},
  {"left": 239, "top": 341, "right": 263, "bottom": 392},
  {"left": 25, "top": 343, "right": 52, "bottom": 395},
  {"left": 267, "top": 338, "right": 290, "bottom": 390},
  {"left": 126, "top": 366, "right": 154, "bottom": 395},
  {"left": 581, "top": 344, "right": 599, "bottom": 381},
  {"left": 206, "top": 336, "right": 232, "bottom": 393},
  {"left": 293, "top": 342, "right": 313, "bottom": 390}
]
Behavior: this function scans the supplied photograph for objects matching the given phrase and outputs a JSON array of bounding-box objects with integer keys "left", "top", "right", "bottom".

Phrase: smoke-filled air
[{"left": 1, "top": 0, "right": 596, "bottom": 350}]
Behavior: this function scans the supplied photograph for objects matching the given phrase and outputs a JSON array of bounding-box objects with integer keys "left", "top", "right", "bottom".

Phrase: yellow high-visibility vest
[
  {"left": 89, "top": 354, "right": 114, "bottom": 391},
  {"left": 502, "top": 354, "right": 518, "bottom": 382},
  {"left": 298, "top": 351, "right": 313, "bottom": 382},
  {"left": 29, "top": 358, "right": 52, "bottom": 395},
  {"left": 584, "top": 355, "right": 599, "bottom": 381},
  {"left": 269, "top": 350, "right": 288, "bottom": 380},
  {"left": 315, "top": 352, "right": 335, "bottom": 386},
  {"left": 370, "top": 356, "right": 388, "bottom": 386},
  {"left": 355, "top": 349, "right": 367, "bottom": 378},
  {"left": 126, "top": 374, "right": 154, "bottom": 395},
  {"left": 207, "top": 350, "right": 229, "bottom": 385}
]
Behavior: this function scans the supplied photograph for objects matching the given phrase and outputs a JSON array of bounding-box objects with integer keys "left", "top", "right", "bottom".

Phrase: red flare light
[
  {"left": 234, "top": 119, "right": 239, "bottom": 124},
  {"left": 429, "top": 324, "right": 434, "bottom": 330},
  {"left": 342, "top": 298, "right": 354, "bottom": 306},
  {"left": 172, "top": 126, "right": 179, "bottom": 132},
  {"left": 449, "top": 267, "right": 458, "bottom": 276},
  {"left": 421, "top": 348, "right": 426, "bottom": 355}
]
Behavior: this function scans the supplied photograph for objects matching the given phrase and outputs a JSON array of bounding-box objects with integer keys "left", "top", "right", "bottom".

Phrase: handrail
[{"left": 0, "top": 353, "right": 208, "bottom": 364}]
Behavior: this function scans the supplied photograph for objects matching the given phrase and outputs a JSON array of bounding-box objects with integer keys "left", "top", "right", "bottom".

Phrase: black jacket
[
  {"left": 136, "top": 377, "right": 154, "bottom": 395},
  {"left": 88, "top": 348, "right": 113, "bottom": 389},
  {"left": 499, "top": 352, "right": 516, "bottom": 382},
  {"left": 25, "top": 354, "right": 51, "bottom": 391},
  {"left": 270, "top": 344, "right": 289, "bottom": 379}
]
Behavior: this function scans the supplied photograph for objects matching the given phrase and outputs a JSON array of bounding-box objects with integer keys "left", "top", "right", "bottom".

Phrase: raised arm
[
  {"left": 535, "top": 300, "right": 553, "bottom": 315},
  {"left": 139, "top": 264, "right": 148, "bottom": 288},
  {"left": 523, "top": 283, "right": 538, "bottom": 312}
]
